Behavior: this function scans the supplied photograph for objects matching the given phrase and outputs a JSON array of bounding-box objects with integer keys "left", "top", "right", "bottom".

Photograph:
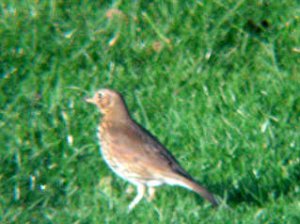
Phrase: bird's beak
[{"left": 84, "top": 97, "right": 96, "bottom": 104}]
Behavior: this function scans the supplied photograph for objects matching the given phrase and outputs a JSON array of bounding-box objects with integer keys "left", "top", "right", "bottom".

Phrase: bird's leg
[
  {"left": 128, "top": 184, "right": 145, "bottom": 211},
  {"left": 147, "top": 187, "right": 156, "bottom": 201}
]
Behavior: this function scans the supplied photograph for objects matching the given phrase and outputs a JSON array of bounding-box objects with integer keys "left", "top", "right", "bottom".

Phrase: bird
[{"left": 85, "top": 89, "right": 218, "bottom": 211}]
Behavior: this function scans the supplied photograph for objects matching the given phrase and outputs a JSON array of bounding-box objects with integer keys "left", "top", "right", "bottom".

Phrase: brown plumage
[{"left": 85, "top": 89, "right": 218, "bottom": 210}]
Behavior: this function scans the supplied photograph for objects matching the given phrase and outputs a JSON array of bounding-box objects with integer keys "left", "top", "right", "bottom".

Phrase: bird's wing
[{"left": 105, "top": 121, "right": 193, "bottom": 180}]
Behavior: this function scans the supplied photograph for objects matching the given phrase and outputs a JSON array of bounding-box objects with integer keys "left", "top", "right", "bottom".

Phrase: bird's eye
[{"left": 98, "top": 92, "right": 103, "bottom": 99}]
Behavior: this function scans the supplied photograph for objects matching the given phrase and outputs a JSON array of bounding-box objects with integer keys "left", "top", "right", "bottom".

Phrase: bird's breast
[
  {"left": 97, "top": 123, "right": 120, "bottom": 166},
  {"left": 97, "top": 124, "right": 110, "bottom": 153}
]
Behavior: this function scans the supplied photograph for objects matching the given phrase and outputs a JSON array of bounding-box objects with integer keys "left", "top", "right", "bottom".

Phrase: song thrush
[{"left": 85, "top": 89, "right": 218, "bottom": 210}]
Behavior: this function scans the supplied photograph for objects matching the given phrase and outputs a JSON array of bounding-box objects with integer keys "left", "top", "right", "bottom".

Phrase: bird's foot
[{"left": 128, "top": 184, "right": 145, "bottom": 212}]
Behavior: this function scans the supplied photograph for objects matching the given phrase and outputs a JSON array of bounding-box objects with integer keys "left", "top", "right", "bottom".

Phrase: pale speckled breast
[
  {"left": 97, "top": 122, "right": 113, "bottom": 165},
  {"left": 96, "top": 122, "right": 167, "bottom": 186},
  {"left": 97, "top": 122, "right": 140, "bottom": 184}
]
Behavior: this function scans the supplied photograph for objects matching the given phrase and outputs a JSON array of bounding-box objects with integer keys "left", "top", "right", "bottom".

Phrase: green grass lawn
[{"left": 1, "top": 0, "right": 300, "bottom": 223}]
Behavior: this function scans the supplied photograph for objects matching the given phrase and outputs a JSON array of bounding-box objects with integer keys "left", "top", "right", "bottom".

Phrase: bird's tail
[{"left": 178, "top": 177, "right": 219, "bottom": 207}]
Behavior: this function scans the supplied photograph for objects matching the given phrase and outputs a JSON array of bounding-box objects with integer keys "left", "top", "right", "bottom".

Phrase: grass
[{"left": 1, "top": 0, "right": 300, "bottom": 223}]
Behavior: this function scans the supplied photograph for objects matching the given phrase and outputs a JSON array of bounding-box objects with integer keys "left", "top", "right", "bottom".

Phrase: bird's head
[{"left": 85, "top": 89, "right": 129, "bottom": 119}]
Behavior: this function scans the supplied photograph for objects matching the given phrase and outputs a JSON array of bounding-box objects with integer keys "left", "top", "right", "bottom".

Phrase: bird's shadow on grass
[{"left": 205, "top": 166, "right": 300, "bottom": 208}]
